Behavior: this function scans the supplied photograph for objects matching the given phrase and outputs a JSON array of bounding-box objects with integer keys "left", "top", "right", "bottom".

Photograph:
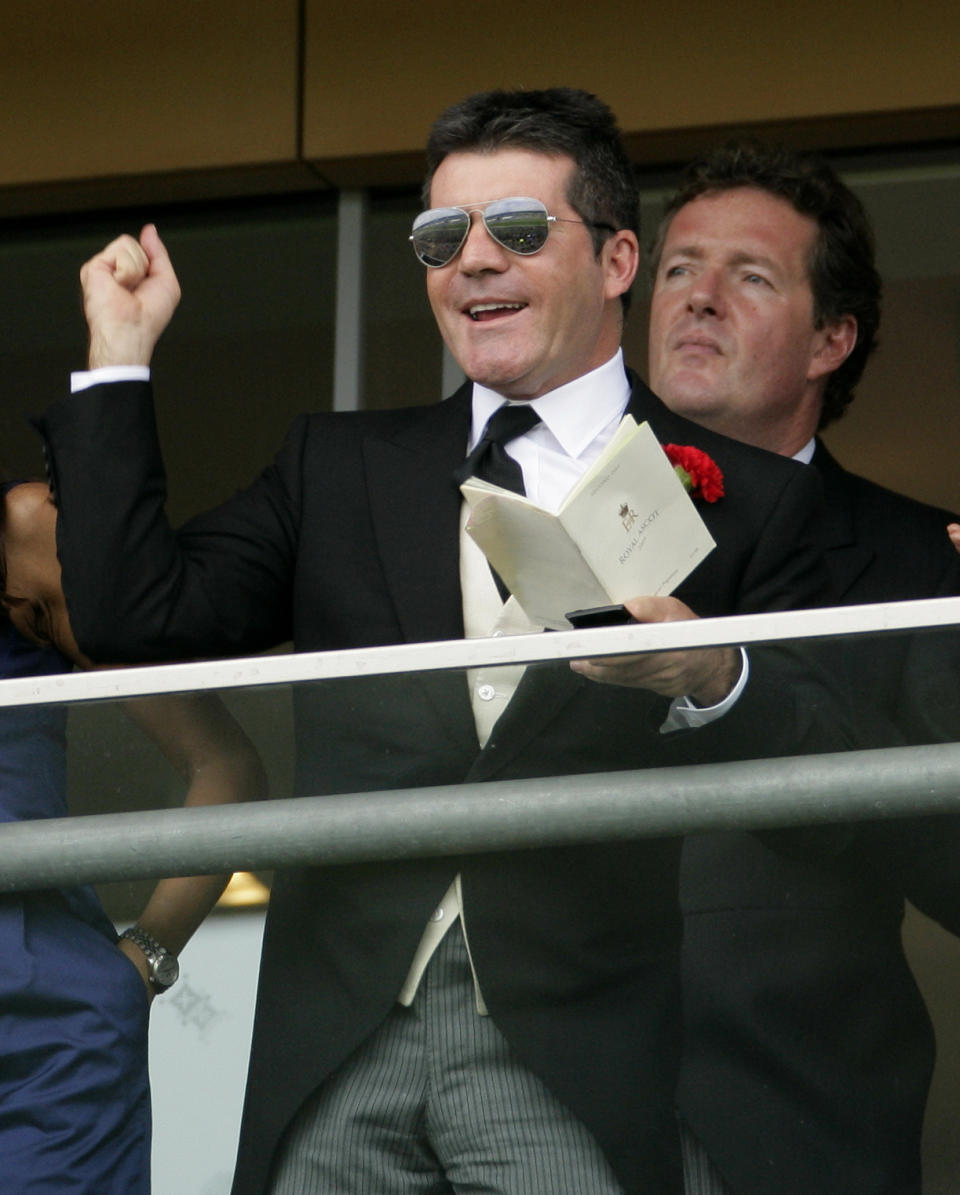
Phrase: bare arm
[
  {"left": 3, "top": 483, "right": 268, "bottom": 997},
  {"left": 116, "top": 693, "right": 268, "bottom": 994}
]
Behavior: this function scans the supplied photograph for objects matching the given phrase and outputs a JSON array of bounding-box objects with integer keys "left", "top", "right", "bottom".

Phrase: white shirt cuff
[
  {"left": 661, "top": 648, "right": 749, "bottom": 733},
  {"left": 71, "top": 365, "right": 151, "bottom": 392}
]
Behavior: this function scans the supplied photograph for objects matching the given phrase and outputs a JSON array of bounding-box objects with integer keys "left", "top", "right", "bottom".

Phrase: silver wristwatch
[{"left": 120, "top": 925, "right": 180, "bottom": 993}]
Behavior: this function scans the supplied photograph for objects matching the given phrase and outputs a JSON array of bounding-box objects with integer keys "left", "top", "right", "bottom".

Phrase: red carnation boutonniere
[{"left": 663, "top": 444, "right": 725, "bottom": 503}]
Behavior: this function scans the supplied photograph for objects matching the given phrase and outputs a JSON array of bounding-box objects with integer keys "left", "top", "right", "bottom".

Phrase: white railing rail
[{"left": 1, "top": 596, "right": 958, "bottom": 707}]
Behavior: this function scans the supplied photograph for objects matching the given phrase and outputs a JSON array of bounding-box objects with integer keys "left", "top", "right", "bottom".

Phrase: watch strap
[{"left": 120, "top": 924, "right": 179, "bottom": 992}]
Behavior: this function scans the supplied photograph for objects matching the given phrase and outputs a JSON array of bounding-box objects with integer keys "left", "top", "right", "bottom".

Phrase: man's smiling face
[{"left": 425, "top": 148, "right": 632, "bottom": 401}]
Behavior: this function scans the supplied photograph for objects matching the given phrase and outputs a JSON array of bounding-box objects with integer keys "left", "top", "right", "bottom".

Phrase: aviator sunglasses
[{"left": 409, "top": 196, "right": 615, "bottom": 268}]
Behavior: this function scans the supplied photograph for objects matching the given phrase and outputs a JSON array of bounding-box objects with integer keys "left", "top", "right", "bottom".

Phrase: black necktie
[
  {"left": 454, "top": 403, "right": 541, "bottom": 600},
  {"left": 453, "top": 403, "right": 541, "bottom": 495}
]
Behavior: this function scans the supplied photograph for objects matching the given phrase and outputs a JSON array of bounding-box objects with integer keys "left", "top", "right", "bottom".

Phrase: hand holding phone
[{"left": 564, "top": 604, "right": 636, "bottom": 629}]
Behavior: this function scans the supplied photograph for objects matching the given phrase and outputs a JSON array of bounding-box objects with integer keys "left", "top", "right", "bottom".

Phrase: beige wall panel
[
  {"left": 303, "top": 0, "right": 959, "bottom": 161},
  {"left": 0, "top": 1, "right": 299, "bottom": 185}
]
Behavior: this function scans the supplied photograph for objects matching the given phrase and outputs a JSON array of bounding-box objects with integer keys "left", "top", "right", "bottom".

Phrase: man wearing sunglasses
[{"left": 39, "top": 90, "right": 851, "bottom": 1194}]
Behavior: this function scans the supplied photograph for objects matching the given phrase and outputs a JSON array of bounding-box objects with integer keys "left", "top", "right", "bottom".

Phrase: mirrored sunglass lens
[
  {"left": 411, "top": 209, "right": 469, "bottom": 266},
  {"left": 484, "top": 199, "right": 549, "bottom": 255}
]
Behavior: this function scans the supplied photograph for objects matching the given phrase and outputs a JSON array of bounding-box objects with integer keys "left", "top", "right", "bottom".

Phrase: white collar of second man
[{"left": 469, "top": 351, "right": 631, "bottom": 459}]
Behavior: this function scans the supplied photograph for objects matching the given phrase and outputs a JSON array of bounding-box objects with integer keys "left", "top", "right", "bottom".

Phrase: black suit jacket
[
  {"left": 40, "top": 374, "right": 853, "bottom": 1195},
  {"left": 679, "top": 438, "right": 960, "bottom": 1195}
]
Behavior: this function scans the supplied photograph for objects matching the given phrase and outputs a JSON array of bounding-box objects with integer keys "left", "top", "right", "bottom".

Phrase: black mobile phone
[{"left": 564, "top": 604, "right": 635, "bottom": 629}]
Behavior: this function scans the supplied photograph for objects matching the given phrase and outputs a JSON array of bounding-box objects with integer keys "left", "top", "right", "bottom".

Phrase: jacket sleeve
[{"left": 38, "top": 380, "right": 303, "bottom": 663}]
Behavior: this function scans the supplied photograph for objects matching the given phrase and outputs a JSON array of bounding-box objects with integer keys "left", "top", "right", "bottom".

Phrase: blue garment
[
  {"left": 0, "top": 621, "right": 72, "bottom": 822},
  {"left": 0, "top": 613, "right": 151, "bottom": 1192}
]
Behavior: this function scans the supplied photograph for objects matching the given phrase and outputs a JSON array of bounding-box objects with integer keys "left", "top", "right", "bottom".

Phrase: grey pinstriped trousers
[
  {"left": 268, "top": 926, "right": 625, "bottom": 1194},
  {"left": 680, "top": 1122, "right": 733, "bottom": 1195}
]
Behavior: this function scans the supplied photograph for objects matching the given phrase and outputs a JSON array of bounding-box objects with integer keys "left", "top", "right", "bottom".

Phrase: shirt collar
[
  {"left": 793, "top": 437, "right": 817, "bottom": 464},
  {"left": 469, "top": 351, "right": 630, "bottom": 455}
]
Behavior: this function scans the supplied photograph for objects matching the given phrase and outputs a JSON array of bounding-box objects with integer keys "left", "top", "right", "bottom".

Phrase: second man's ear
[{"left": 809, "top": 313, "right": 858, "bottom": 382}]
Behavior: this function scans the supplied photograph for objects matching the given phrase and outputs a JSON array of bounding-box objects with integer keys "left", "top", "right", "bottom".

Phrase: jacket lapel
[
  {"left": 363, "top": 387, "right": 478, "bottom": 755},
  {"left": 811, "top": 440, "right": 875, "bottom": 599},
  {"left": 364, "top": 387, "right": 471, "bottom": 645}
]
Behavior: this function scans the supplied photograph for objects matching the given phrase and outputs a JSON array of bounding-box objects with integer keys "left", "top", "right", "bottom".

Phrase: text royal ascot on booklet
[{"left": 460, "top": 415, "right": 716, "bottom": 630}]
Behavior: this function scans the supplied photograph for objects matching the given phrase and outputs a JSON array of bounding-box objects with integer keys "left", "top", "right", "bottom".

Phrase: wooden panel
[
  {"left": 0, "top": 1, "right": 300, "bottom": 185},
  {"left": 3, "top": 1, "right": 957, "bottom": 196},
  {"left": 303, "top": 0, "right": 960, "bottom": 162}
]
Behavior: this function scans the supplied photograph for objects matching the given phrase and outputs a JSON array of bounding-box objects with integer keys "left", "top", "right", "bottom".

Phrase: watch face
[{"left": 154, "top": 954, "right": 180, "bottom": 989}]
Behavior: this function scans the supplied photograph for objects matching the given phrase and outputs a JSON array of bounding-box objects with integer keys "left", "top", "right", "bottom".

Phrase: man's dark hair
[
  {"left": 423, "top": 87, "right": 639, "bottom": 311},
  {"left": 649, "top": 140, "right": 881, "bottom": 428}
]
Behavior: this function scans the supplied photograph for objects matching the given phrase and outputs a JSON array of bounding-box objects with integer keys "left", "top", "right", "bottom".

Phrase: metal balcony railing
[{"left": 3, "top": 597, "right": 960, "bottom": 893}]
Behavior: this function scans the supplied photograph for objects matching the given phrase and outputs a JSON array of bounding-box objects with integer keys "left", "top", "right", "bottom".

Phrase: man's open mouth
[{"left": 467, "top": 302, "right": 527, "bottom": 322}]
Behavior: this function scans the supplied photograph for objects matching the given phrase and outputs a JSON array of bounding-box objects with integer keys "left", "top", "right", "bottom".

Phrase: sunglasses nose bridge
[{"left": 458, "top": 207, "right": 512, "bottom": 267}]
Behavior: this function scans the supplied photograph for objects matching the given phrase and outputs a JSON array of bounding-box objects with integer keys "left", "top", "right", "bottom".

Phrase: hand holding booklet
[{"left": 460, "top": 416, "right": 716, "bottom": 630}]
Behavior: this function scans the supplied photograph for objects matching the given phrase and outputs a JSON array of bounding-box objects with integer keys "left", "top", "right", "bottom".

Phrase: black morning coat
[
  {"left": 40, "top": 370, "right": 860, "bottom": 1194},
  {"left": 679, "top": 438, "right": 960, "bottom": 1195}
]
